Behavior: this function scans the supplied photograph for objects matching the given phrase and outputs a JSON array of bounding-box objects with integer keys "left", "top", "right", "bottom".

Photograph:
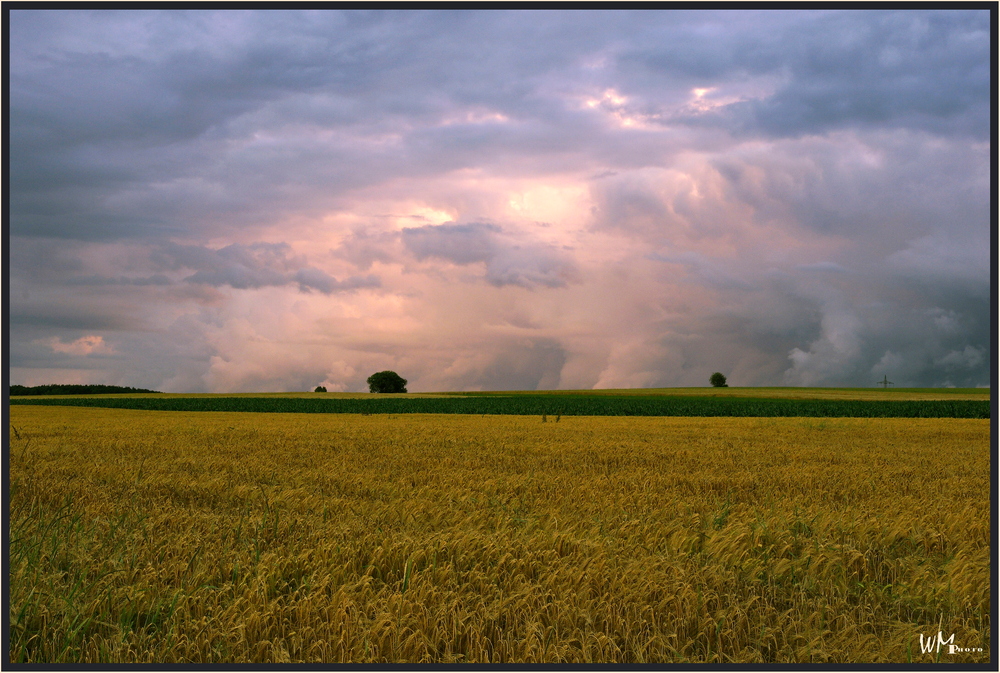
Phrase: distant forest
[{"left": 9, "top": 384, "right": 162, "bottom": 396}]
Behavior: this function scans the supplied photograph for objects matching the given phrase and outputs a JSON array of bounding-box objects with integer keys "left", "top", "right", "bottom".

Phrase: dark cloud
[
  {"left": 627, "top": 10, "right": 990, "bottom": 140},
  {"left": 402, "top": 223, "right": 578, "bottom": 289},
  {"left": 452, "top": 338, "right": 567, "bottom": 392},
  {"left": 292, "top": 267, "right": 380, "bottom": 294},
  {"left": 9, "top": 307, "right": 144, "bottom": 331},
  {"left": 591, "top": 178, "right": 675, "bottom": 239},
  {"left": 483, "top": 247, "right": 578, "bottom": 290},
  {"left": 402, "top": 223, "right": 499, "bottom": 265},
  {"left": 739, "top": 11, "right": 990, "bottom": 139},
  {"left": 66, "top": 274, "right": 173, "bottom": 286},
  {"left": 795, "top": 262, "right": 849, "bottom": 274},
  {"left": 332, "top": 228, "right": 400, "bottom": 271},
  {"left": 154, "top": 242, "right": 379, "bottom": 294}
]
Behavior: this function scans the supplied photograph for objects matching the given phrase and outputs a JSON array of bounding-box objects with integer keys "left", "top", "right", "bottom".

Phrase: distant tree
[
  {"left": 709, "top": 372, "right": 728, "bottom": 387},
  {"left": 367, "top": 371, "right": 407, "bottom": 394},
  {"left": 314, "top": 386, "right": 327, "bottom": 393}
]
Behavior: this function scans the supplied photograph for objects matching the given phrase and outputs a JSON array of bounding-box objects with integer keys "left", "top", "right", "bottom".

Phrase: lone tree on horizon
[
  {"left": 367, "top": 370, "right": 407, "bottom": 394},
  {"left": 710, "top": 372, "right": 728, "bottom": 387},
  {"left": 314, "top": 386, "right": 327, "bottom": 392}
]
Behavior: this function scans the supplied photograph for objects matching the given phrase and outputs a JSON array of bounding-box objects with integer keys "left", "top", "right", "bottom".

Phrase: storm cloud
[
  {"left": 153, "top": 242, "right": 380, "bottom": 294},
  {"left": 8, "top": 9, "right": 991, "bottom": 392},
  {"left": 402, "top": 223, "right": 578, "bottom": 289}
]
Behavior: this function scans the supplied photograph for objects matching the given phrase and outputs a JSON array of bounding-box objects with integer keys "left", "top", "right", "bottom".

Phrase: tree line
[{"left": 9, "top": 384, "right": 162, "bottom": 396}]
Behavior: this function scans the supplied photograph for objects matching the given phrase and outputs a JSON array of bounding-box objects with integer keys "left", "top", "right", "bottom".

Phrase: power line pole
[{"left": 876, "top": 375, "right": 894, "bottom": 388}]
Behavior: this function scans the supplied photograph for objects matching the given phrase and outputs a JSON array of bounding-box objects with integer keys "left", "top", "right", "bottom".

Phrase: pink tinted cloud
[{"left": 46, "top": 335, "right": 113, "bottom": 356}]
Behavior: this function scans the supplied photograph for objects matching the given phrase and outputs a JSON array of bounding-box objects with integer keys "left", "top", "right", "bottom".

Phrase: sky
[{"left": 7, "top": 9, "right": 993, "bottom": 393}]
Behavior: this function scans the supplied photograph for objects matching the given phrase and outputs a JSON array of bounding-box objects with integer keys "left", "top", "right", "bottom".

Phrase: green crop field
[
  {"left": 445, "top": 386, "right": 990, "bottom": 400},
  {"left": 8, "top": 386, "right": 992, "bottom": 418}
]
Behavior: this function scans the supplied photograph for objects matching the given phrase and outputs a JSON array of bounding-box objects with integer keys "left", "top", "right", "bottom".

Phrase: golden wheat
[{"left": 8, "top": 406, "right": 990, "bottom": 663}]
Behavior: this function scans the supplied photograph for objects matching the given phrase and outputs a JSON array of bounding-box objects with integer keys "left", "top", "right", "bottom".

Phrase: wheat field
[{"left": 8, "top": 405, "right": 990, "bottom": 663}]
